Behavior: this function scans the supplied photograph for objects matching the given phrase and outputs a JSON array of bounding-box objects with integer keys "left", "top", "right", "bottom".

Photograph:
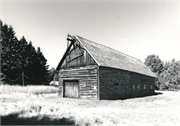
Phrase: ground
[{"left": 0, "top": 85, "right": 180, "bottom": 126}]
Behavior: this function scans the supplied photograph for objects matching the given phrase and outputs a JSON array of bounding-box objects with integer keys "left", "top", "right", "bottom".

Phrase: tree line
[
  {"left": 144, "top": 55, "right": 180, "bottom": 91},
  {"left": 0, "top": 20, "right": 55, "bottom": 85}
]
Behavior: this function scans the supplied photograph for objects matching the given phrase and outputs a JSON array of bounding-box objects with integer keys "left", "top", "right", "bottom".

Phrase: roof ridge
[{"left": 75, "top": 35, "right": 142, "bottom": 62}]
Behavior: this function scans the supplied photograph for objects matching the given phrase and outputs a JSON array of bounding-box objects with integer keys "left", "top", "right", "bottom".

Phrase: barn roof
[{"left": 75, "top": 35, "right": 156, "bottom": 78}]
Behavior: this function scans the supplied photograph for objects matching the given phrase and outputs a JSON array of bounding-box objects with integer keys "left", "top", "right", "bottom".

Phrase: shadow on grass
[
  {"left": 1, "top": 112, "right": 75, "bottom": 125},
  {"left": 101, "top": 91, "right": 164, "bottom": 100},
  {"left": 123, "top": 91, "right": 163, "bottom": 100}
]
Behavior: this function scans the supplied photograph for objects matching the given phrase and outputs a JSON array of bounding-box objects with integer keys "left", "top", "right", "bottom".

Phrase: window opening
[
  {"left": 137, "top": 85, "right": 140, "bottom": 89},
  {"left": 132, "top": 85, "right": 135, "bottom": 89},
  {"left": 150, "top": 85, "right": 153, "bottom": 89},
  {"left": 143, "top": 85, "right": 146, "bottom": 89}
]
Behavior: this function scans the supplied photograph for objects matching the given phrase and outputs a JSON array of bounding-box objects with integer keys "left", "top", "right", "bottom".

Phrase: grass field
[{"left": 0, "top": 85, "right": 180, "bottom": 126}]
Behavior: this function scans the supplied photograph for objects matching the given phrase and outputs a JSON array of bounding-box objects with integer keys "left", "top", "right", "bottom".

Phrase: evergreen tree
[
  {"left": 1, "top": 20, "right": 49, "bottom": 85},
  {"left": 31, "top": 47, "right": 49, "bottom": 84},
  {"left": 1, "top": 23, "right": 20, "bottom": 84}
]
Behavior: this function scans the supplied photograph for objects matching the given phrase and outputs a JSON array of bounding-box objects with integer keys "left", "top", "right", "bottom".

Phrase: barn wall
[
  {"left": 130, "top": 73, "right": 155, "bottom": 97},
  {"left": 58, "top": 65, "right": 98, "bottom": 99},
  {"left": 130, "top": 72, "right": 142, "bottom": 97},
  {"left": 99, "top": 67, "right": 130, "bottom": 100},
  {"left": 99, "top": 66, "right": 155, "bottom": 100},
  {"left": 140, "top": 74, "right": 155, "bottom": 94}
]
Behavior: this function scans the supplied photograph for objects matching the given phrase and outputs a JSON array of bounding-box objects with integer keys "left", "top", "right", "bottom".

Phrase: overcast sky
[{"left": 1, "top": 0, "right": 179, "bottom": 69}]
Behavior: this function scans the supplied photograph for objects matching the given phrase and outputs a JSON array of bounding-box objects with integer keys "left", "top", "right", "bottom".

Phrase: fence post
[{"left": 22, "top": 71, "right": 24, "bottom": 86}]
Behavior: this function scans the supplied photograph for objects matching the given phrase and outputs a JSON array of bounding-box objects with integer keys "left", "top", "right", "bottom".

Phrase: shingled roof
[{"left": 75, "top": 35, "right": 156, "bottom": 78}]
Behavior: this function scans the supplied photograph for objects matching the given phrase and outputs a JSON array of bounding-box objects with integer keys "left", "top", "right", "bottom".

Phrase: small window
[
  {"left": 150, "top": 85, "right": 153, "bottom": 89},
  {"left": 132, "top": 85, "right": 135, "bottom": 89},
  {"left": 137, "top": 85, "right": 140, "bottom": 89},
  {"left": 143, "top": 85, "right": 146, "bottom": 89}
]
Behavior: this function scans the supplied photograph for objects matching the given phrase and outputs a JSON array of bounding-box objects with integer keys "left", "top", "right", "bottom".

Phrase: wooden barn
[{"left": 56, "top": 34, "right": 156, "bottom": 100}]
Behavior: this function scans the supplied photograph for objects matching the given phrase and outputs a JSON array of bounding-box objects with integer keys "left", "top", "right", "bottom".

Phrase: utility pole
[{"left": 22, "top": 71, "right": 24, "bottom": 86}]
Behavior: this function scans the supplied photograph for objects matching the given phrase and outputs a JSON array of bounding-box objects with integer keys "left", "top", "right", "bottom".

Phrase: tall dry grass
[
  {"left": 0, "top": 85, "right": 180, "bottom": 126},
  {"left": 0, "top": 84, "right": 58, "bottom": 95}
]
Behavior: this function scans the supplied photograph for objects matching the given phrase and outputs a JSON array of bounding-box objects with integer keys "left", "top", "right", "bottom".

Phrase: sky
[{"left": 0, "top": 0, "right": 179, "bottom": 69}]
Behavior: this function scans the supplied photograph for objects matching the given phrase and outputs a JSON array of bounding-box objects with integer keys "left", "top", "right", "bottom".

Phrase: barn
[{"left": 56, "top": 34, "right": 156, "bottom": 100}]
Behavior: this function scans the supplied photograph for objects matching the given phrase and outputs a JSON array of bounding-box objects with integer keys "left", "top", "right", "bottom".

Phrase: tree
[
  {"left": 144, "top": 55, "right": 163, "bottom": 75},
  {"left": 31, "top": 47, "right": 49, "bottom": 84},
  {"left": 1, "top": 23, "right": 20, "bottom": 84},
  {"left": 145, "top": 55, "right": 180, "bottom": 91},
  {"left": 144, "top": 55, "right": 164, "bottom": 90},
  {"left": 1, "top": 20, "right": 49, "bottom": 85},
  {"left": 158, "top": 70, "right": 171, "bottom": 90},
  {"left": 48, "top": 67, "right": 56, "bottom": 82}
]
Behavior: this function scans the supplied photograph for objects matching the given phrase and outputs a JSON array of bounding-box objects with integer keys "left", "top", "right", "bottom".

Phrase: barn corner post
[{"left": 97, "top": 66, "right": 100, "bottom": 100}]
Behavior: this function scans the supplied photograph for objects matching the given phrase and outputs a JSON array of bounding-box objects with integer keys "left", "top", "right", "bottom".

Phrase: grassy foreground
[{"left": 0, "top": 85, "right": 180, "bottom": 126}]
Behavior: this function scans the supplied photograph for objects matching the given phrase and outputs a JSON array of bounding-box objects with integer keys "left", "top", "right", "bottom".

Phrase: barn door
[{"left": 63, "top": 80, "right": 79, "bottom": 98}]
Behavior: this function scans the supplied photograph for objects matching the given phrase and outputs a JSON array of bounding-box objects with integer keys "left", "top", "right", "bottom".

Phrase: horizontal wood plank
[{"left": 58, "top": 65, "right": 98, "bottom": 99}]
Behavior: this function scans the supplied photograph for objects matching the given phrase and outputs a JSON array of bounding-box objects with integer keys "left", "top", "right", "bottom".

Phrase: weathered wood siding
[
  {"left": 58, "top": 65, "right": 98, "bottom": 99},
  {"left": 99, "top": 66, "right": 155, "bottom": 100},
  {"left": 130, "top": 72, "right": 142, "bottom": 97},
  {"left": 61, "top": 41, "right": 96, "bottom": 68},
  {"left": 130, "top": 73, "right": 155, "bottom": 96},
  {"left": 99, "top": 67, "right": 130, "bottom": 99},
  {"left": 140, "top": 75, "right": 155, "bottom": 94}
]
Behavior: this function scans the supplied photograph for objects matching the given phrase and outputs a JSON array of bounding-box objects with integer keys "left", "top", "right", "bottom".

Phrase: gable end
[{"left": 56, "top": 35, "right": 98, "bottom": 70}]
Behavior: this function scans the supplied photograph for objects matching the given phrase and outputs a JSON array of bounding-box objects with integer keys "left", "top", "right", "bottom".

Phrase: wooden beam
[
  {"left": 67, "top": 38, "right": 73, "bottom": 41},
  {"left": 56, "top": 40, "right": 74, "bottom": 70},
  {"left": 67, "top": 54, "right": 83, "bottom": 63}
]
